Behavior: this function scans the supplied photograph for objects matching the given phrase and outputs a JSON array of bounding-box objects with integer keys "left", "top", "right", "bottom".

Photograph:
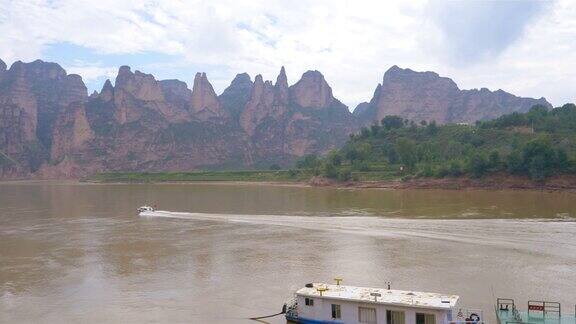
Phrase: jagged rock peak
[
  {"left": 99, "top": 79, "right": 114, "bottom": 101},
  {"left": 275, "top": 66, "right": 289, "bottom": 104},
  {"left": 160, "top": 79, "right": 192, "bottom": 107},
  {"left": 221, "top": 73, "right": 253, "bottom": 98},
  {"left": 383, "top": 65, "right": 457, "bottom": 89},
  {"left": 0, "top": 58, "right": 6, "bottom": 72},
  {"left": 9, "top": 59, "right": 68, "bottom": 80},
  {"left": 113, "top": 66, "right": 164, "bottom": 101},
  {"left": 101, "top": 79, "right": 114, "bottom": 92},
  {"left": 254, "top": 74, "right": 264, "bottom": 85},
  {"left": 276, "top": 66, "right": 287, "bottom": 87},
  {"left": 190, "top": 72, "right": 224, "bottom": 118},
  {"left": 290, "top": 70, "right": 334, "bottom": 109},
  {"left": 160, "top": 79, "right": 191, "bottom": 95},
  {"left": 219, "top": 73, "right": 253, "bottom": 117},
  {"left": 230, "top": 72, "right": 252, "bottom": 85},
  {"left": 114, "top": 65, "right": 133, "bottom": 87}
]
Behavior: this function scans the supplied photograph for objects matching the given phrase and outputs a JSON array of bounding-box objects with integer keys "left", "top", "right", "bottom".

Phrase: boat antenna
[{"left": 387, "top": 281, "right": 391, "bottom": 290}]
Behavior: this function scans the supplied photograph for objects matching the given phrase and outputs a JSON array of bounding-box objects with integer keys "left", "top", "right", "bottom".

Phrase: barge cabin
[{"left": 285, "top": 280, "right": 483, "bottom": 324}]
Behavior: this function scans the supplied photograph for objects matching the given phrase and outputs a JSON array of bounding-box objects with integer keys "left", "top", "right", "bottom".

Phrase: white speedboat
[{"left": 137, "top": 206, "right": 155, "bottom": 215}]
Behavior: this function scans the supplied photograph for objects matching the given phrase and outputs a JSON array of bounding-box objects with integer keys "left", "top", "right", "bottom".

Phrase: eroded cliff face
[
  {"left": 290, "top": 70, "right": 334, "bottom": 109},
  {"left": 354, "top": 66, "right": 551, "bottom": 124},
  {"left": 240, "top": 72, "right": 283, "bottom": 137},
  {"left": 238, "top": 67, "right": 357, "bottom": 165},
  {"left": 0, "top": 60, "right": 87, "bottom": 178},
  {"left": 71, "top": 66, "right": 356, "bottom": 172}
]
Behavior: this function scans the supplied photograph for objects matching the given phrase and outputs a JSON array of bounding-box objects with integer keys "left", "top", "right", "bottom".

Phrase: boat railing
[
  {"left": 451, "top": 308, "right": 486, "bottom": 324},
  {"left": 496, "top": 298, "right": 576, "bottom": 324},
  {"left": 285, "top": 296, "right": 298, "bottom": 320}
]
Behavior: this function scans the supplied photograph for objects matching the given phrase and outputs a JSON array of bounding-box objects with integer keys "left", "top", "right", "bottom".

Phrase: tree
[
  {"left": 326, "top": 150, "right": 343, "bottom": 166},
  {"left": 507, "top": 150, "right": 524, "bottom": 174},
  {"left": 488, "top": 151, "right": 500, "bottom": 169},
  {"left": 395, "top": 138, "right": 418, "bottom": 170},
  {"left": 381, "top": 116, "right": 404, "bottom": 130},
  {"left": 556, "top": 148, "right": 570, "bottom": 171},
  {"left": 370, "top": 124, "right": 380, "bottom": 136},
  {"left": 296, "top": 154, "right": 320, "bottom": 169},
  {"left": 529, "top": 155, "right": 548, "bottom": 182},
  {"left": 426, "top": 121, "right": 439, "bottom": 135},
  {"left": 337, "top": 167, "right": 352, "bottom": 181},
  {"left": 522, "top": 137, "right": 555, "bottom": 180},
  {"left": 449, "top": 161, "right": 463, "bottom": 177},
  {"left": 467, "top": 153, "right": 489, "bottom": 178},
  {"left": 322, "top": 162, "right": 338, "bottom": 179}
]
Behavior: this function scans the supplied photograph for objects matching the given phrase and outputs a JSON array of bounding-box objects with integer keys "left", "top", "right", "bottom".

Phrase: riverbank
[
  {"left": 83, "top": 171, "right": 576, "bottom": 192},
  {"left": 315, "top": 174, "right": 576, "bottom": 192},
  {"left": 85, "top": 170, "right": 313, "bottom": 183}
]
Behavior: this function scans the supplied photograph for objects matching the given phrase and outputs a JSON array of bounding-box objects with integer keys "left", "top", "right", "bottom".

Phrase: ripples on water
[{"left": 1, "top": 182, "right": 576, "bottom": 323}]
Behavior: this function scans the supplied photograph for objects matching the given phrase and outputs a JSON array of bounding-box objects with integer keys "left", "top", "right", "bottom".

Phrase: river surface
[{"left": 1, "top": 181, "right": 575, "bottom": 323}]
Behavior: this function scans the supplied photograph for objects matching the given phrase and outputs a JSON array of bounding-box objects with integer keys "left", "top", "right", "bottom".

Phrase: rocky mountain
[
  {"left": 0, "top": 59, "right": 553, "bottom": 179},
  {"left": 0, "top": 59, "right": 87, "bottom": 178},
  {"left": 354, "top": 66, "right": 551, "bottom": 124},
  {"left": 0, "top": 59, "right": 357, "bottom": 178},
  {"left": 240, "top": 68, "right": 357, "bottom": 162}
]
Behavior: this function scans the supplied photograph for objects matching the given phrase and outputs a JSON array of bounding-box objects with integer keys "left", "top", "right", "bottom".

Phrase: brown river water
[{"left": 1, "top": 181, "right": 575, "bottom": 323}]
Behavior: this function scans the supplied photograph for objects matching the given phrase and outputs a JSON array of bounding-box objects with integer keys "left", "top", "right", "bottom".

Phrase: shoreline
[
  {"left": 310, "top": 174, "right": 576, "bottom": 192},
  {"left": 3, "top": 174, "right": 576, "bottom": 193}
]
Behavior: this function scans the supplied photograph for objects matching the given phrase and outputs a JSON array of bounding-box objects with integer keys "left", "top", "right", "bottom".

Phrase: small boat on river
[{"left": 137, "top": 205, "right": 155, "bottom": 214}]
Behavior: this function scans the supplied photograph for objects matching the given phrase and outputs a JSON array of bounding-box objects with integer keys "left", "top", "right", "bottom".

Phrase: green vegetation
[
  {"left": 302, "top": 104, "right": 576, "bottom": 182},
  {"left": 88, "top": 169, "right": 314, "bottom": 183}
]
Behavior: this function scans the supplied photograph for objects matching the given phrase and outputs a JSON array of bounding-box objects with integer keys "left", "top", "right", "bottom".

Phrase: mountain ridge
[
  {"left": 353, "top": 65, "right": 551, "bottom": 124},
  {"left": 0, "top": 59, "right": 551, "bottom": 179}
]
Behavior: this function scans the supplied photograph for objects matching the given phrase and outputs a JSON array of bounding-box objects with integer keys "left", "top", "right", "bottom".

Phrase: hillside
[{"left": 307, "top": 104, "right": 576, "bottom": 183}]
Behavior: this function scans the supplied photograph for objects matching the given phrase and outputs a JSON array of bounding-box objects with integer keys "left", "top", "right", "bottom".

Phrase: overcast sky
[{"left": 0, "top": 0, "right": 572, "bottom": 110}]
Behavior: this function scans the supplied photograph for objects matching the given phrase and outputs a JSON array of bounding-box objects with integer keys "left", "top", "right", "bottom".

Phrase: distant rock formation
[
  {"left": 354, "top": 66, "right": 551, "bottom": 124},
  {"left": 219, "top": 73, "right": 253, "bottom": 118},
  {"left": 0, "top": 59, "right": 553, "bottom": 179},
  {"left": 290, "top": 70, "right": 334, "bottom": 109},
  {"left": 190, "top": 72, "right": 227, "bottom": 121}
]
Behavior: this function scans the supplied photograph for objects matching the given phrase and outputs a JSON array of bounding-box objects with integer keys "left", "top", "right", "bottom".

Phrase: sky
[{"left": 0, "top": 0, "right": 573, "bottom": 110}]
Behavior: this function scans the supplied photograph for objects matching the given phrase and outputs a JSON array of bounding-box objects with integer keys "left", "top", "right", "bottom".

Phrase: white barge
[{"left": 285, "top": 280, "right": 483, "bottom": 324}]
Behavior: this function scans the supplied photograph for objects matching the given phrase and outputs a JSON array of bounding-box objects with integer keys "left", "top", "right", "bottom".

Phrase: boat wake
[{"left": 140, "top": 210, "right": 576, "bottom": 257}]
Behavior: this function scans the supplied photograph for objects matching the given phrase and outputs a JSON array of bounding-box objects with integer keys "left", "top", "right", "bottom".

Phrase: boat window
[
  {"left": 305, "top": 297, "right": 314, "bottom": 306},
  {"left": 331, "top": 304, "right": 342, "bottom": 319},
  {"left": 416, "top": 313, "right": 436, "bottom": 324},
  {"left": 359, "top": 306, "right": 377, "bottom": 323},
  {"left": 387, "top": 310, "right": 405, "bottom": 324}
]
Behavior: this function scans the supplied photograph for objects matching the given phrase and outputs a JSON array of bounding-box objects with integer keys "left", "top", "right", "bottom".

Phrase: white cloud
[
  {"left": 0, "top": 0, "right": 573, "bottom": 108},
  {"left": 65, "top": 63, "right": 117, "bottom": 83}
]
